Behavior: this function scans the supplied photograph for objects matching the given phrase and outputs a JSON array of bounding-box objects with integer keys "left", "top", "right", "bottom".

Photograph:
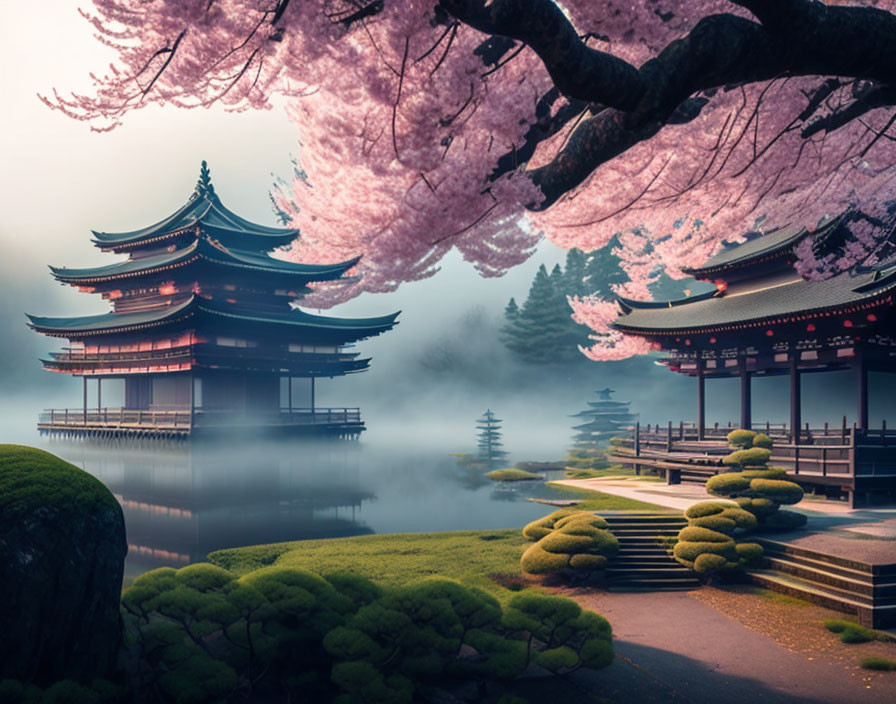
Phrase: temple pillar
[
  {"left": 696, "top": 363, "right": 705, "bottom": 440},
  {"left": 856, "top": 354, "right": 868, "bottom": 430},
  {"left": 790, "top": 356, "right": 801, "bottom": 443},
  {"left": 740, "top": 364, "right": 752, "bottom": 430},
  {"left": 288, "top": 376, "right": 293, "bottom": 413},
  {"left": 83, "top": 377, "right": 87, "bottom": 419},
  {"left": 311, "top": 377, "right": 316, "bottom": 412},
  {"left": 97, "top": 377, "right": 102, "bottom": 411}
]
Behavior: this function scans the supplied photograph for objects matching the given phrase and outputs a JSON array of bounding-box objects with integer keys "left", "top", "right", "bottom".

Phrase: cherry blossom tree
[{"left": 44, "top": 0, "right": 896, "bottom": 359}]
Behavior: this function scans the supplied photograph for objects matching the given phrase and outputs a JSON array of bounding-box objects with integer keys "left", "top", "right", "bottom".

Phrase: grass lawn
[
  {"left": 209, "top": 529, "right": 528, "bottom": 590},
  {"left": 564, "top": 466, "right": 664, "bottom": 482},
  {"left": 486, "top": 468, "right": 542, "bottom": 481},
  {"left": 543, "top": 482, "right": 671, "bottom": 511}
]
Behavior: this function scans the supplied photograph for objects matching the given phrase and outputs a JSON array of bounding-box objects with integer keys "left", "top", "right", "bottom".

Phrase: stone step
[
  {"left": 761, "top": 551, "right": 876, "bottom": 583},
  {"left": 750, "top": 569, "right": 874, "bottom": 610},
  {"left": 609, "top": 530, "right": 682, "bottom": 539},
  {"left": 613, "top": 556, "right": 680, "bottom": 565},
  {"left": 756, "top": 538, "right": 896, "bottom": 576},
  {"left": 607, "top": 567, "right": 693, "bottom": 579},
  {"left": 764, "top": 557, "right": 896, "bottom": 598}
]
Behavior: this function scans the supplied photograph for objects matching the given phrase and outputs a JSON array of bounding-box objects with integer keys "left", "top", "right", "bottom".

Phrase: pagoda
[
  {"left": 605, "top": 217, "right": 896, "bottom": 506},
  {"left": 28, "top": 163, "right": 398, "bottom": 439},
  {"left": 570, "top": 387, "right": 638, "bottom": 448}
]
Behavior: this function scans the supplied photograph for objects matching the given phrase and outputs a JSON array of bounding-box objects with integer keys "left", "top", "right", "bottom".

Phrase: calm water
[{"left": 37, "top": 436, "right": 566, "bottom": 578}]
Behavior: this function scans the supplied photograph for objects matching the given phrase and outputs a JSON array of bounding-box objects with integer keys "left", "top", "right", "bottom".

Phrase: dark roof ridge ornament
[{"left": 195, "top": 160, "right": 215, "bottom": 197}]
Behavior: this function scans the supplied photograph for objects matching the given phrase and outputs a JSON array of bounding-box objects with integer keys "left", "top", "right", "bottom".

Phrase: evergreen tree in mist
[
  {"left": 476, "top": 409, "right": 509, "bottom": 468},
  {"left": 501, "top": 241, "right": 701, "bottom": 365}
]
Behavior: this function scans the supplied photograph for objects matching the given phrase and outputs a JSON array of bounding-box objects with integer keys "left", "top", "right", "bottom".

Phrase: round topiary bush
[
  {"left": 673, "top": 500, "right": 764, "bottom": 577},
  {"left": 0, "top": 445, "right": 127, "bottom": 685},
  {"left": 520, "top": 511, "right": 618, "bottom": 579},
  {"left": 705, "top": 431, "right": 807, "bottom": 530}
]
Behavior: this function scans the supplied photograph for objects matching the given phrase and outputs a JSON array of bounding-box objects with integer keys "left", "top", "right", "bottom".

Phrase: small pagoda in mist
[
  {"left": 28, "top": 163, "right": 398, "bottom": 439},
  {"left": 571, "top": 388, "right": 638, "bottom": 447}
]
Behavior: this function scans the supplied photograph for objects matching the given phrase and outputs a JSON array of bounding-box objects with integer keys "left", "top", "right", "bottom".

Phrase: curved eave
[
  {"left": 681, "top": 225, "right": 810, "bottom": 278},
  {"left": 200, "top": 303, "right": 399, "bottom": 340},
  {"left": 26, "top": 299, "right": 196, "bottom": 338},
  {"left": 616, "top": 288, "right": 720, "bottom": 312},
  {"left": 51, "top": 240, "right": 358, "bottom": 284},
  {"left": 611, "top": 288, "right": 895, "bottom": 338},
  {"left": 90, "top": 191, "right": 298, "bottom": 250}
]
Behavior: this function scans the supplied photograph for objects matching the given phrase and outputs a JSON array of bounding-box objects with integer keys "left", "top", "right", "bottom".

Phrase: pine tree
[{"left": 476, "top": 409, "right": 509, "bottom": 468}]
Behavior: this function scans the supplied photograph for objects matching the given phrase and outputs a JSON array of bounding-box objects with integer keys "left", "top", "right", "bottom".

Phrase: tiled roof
[{"left": 613, "top": 264, "right": 896, "bottom": 335}]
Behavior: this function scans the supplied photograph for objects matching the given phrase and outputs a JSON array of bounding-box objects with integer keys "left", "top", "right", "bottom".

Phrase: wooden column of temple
[
  {"left": 790, "top": 355, "right": 801, "bottom": 443},
  {"left": 740, "top": 360, "right": 752, "bottom": 430},
  {"left": 696, "top": 360, "right": 705, "bottom": 440},
  {"left": 856, "top": 354, "right": 869, "bottom": 430}
]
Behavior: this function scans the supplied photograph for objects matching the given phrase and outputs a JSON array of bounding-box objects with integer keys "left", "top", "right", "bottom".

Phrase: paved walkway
[{"left": 570, "top": 591, "right": 896, "bottom": 704}]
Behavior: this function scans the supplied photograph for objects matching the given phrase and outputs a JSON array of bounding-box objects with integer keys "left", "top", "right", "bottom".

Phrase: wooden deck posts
[
  {"left": 740, "top": 363, "right": 752, "bottom": 430},
  {"left": 856, "top": 354, "right": 868, "bottom": 430},
  {"left": 696, "top": 362, "right": 706, "bottom": 440},
  {"left": 790, "top": 355, "right": 801, "bottom": 443}
]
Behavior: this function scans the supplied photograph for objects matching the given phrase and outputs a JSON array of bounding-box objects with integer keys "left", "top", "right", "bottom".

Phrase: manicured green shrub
[
  {"left": 752, "top": 433, "right": 774, "bottom": 449},
  {"left": 520, "top": 511, "right": 618, "bottom": 579},
  {"left": 726, "top": 429, "right": 757, "bottom": 448},
  {"left": 706, "top": 431, "right": 807, "bottom": 529},
  {"left": 121, "top": 563, "right": 614, "bottom": 702},
  {"left": 860, "top": 656, "right": 896, "bottom": 671},
  {"left": 674, "top": 499, "right": 764, "bottom": 576},
  {"left": 723, "top": 447, "right": 772, "bottom": 468}
]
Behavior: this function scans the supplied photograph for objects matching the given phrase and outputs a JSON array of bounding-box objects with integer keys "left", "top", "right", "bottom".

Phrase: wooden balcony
[
  {"left": 38, "top": 407, "right": 364, "bottom": 440},
  {"left": 609, "top": 420, "right": 896, "bottom": 506}
]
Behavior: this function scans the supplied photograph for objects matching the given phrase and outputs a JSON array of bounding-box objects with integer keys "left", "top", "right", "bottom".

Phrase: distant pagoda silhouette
[
  {"left": 476, "top": 409, "right": 509, "bottom": 468},
  {"left": 571, "top": 388, "right": 638, "bottom": 448},
  {"left": 28, "top": 162, "right": 398, "bottom": 439}
]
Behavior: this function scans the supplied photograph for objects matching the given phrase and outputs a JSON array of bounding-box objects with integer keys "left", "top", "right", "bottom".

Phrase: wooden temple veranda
[
  {"left": 607, "top": 219, "right": 896, "bottom": 506},
  {"left": 29, "top": 163, "right": 398, "bottom": 440}
]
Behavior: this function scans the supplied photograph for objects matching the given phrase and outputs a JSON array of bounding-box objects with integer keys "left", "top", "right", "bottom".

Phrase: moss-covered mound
[
  {"left": 486, "top": 468, "right": 543, "bottom": 482},
  {"left": 520, "top": 510, "right": 617, "bottom": 579},
  {"left": 673, "top": 501, "right": 763, "bottom": 576},
  {"left": 0, "top": 445, "right": 126, "bottom": 685},
  {"left": 706, "top": 431, "right": 808, "bottom": 530}
]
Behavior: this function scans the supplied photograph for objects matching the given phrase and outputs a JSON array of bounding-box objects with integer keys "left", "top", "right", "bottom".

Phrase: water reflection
[{"left": 38, "top": 438, "right": 563, "bottom": 578}]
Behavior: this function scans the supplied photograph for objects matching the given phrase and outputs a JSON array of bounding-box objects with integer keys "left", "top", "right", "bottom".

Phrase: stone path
[{"left": 569, "top": 590, "right": 896, "bottom": 704}]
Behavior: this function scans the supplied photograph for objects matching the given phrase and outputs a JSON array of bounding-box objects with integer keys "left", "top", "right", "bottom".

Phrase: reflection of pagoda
[
  {"left": 28, "top": 163, "right": 398, "bottom": 439},
  {"left": 57, "top": 440, "right": 374, "bottom": 578},
  {"left": 571, "top": 388, "right": 638, "bottom": 447}
]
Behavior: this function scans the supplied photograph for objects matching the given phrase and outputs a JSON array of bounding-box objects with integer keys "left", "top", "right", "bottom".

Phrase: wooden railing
[
  {"left": 39, "top": 407, "right": 362, "bottom": 430},
  {"left": 614, "top": 419, "right": 896, "bottom": 480}
]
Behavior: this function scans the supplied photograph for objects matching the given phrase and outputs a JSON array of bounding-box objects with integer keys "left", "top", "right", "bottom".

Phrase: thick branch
[
  {"left": 526, "top": 3, "right": 896, "bottom": 208},
  {"left": 438, "top": 0, "right": 645, "bottom": 110}
]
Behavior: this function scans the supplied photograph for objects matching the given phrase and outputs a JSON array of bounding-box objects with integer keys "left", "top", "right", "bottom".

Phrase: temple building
[
  {"left": 571, "top": 387, "right": 638, "bottom": 448},
  {"left": 607, "top": 217, "right": 896, "bottom": 506},
  {"left": 28, "top": 163, "right": 398, "bottom": 439}
]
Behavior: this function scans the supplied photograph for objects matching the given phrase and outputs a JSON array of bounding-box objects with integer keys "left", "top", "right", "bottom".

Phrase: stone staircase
[
  {"left": 602, "top": 513, "right": 701, "bottom": 591},
  {"left": 749, "top": 539, "right": 896, "bottom": 628}
]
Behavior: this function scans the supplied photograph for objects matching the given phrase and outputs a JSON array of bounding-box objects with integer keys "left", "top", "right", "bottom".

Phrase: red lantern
[
  {"left": 766, "top": 329, "right": 774, "bottom": 337},
  {"left": 709, "top": 337, "right": 717, "bottom": 344},
  {"left": 843, "top": 320, "right": 853, "bottom": 328},
  {"left": 807, "top": 323, "right": 816, "bottom": 332},
  {"left": 867, "top": 313, "right": 878, "bottom": 322}
]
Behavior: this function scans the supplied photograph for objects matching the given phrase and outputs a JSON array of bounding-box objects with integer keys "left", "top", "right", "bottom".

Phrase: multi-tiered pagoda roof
[{"left": 29, "top": 163, "right": 398, "bottom": 438}]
